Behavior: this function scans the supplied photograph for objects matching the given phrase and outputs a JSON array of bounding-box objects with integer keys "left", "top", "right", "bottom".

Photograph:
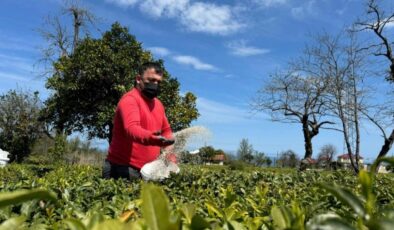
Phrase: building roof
[
  {"left": 211, "top": 154, "right": 226, "bottom": 161},
  {"left": 337, "top": 154, "right": 363, "bottom": 160},
  {"left": 301, "top": 157, "right": 317, "bottom": 164},
  {"left": 305, "top": 158, "right": 317, "bottom": 164}
]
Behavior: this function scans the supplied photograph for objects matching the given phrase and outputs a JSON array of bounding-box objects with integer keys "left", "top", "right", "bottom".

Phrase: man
[{"left": 103, "top": 62, "right": 175, "bottom": 180}]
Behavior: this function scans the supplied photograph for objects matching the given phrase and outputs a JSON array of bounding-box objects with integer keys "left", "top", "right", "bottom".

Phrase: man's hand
[{"left": 149, "top": 131, "right": 175, "bottom": 146}]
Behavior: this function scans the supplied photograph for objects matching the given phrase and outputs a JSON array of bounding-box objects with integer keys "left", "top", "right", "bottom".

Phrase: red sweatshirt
[{"left": 107, "top": 88, "right": 173, "bottom": 169}]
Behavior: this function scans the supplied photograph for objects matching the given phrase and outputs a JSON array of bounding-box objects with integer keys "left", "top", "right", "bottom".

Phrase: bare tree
[
  {"left": 305, "top": 30, "right": 371, "bottom": 174},
  {"left": 66, "top": 0, "right": 96, "bottom": 53},
  {"left": 356, "top": 0, "right": 394, "bottom": 166},
  {"left": 38, "top": 0, "right": 97, "bottom": 73},
  {"left": 252, "top": 43, "right": 334, "bottom": 161},
  {"left": 37, "top": 0, "right": 97, "bottom": 135},
  {"left": 317, "top": 144, "right": 337, "bottom": 168}
]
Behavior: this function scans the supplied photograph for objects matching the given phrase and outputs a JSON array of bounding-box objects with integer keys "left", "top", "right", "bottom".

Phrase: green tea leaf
[
  {"left": 63, "top": 219, "right": 87, "bottom": 230},
  {"left": 0, "top": 189, "right": 57, "bottom": 208},
  {"left": 358, "top": 170, "right": 372, "bottom": 199},
  {"left": 86, "top": 213, "right": 105, "bottom": 229},
  {"left": 190, "top": 214, "right": 210, "bottom": 230},
  {"left": 306, "top": 213, "right": 355, "bottom": 230},
  {"left": 141, "top": 183, "right": 179, "bottom": 230},
  {"left": 320, "top": 183, "right": 366, "bottom": 217},
  {"left": 181, "top": 204, "right": 196, "bottom": 224},
  {"left": 228, "top": 220, "right": 246, "bottom": 230},
  {"left": 0, "top": 216, "right": 26, "bottom": 230},
  {"left": 206, "top": 202, "right": 224, "bottom": 218},
  {"left": 91, "top": 219, "right": 132, "bottom": 230},
  {"left": 271, "top": 206, "right": 291, "bottom": 229}
]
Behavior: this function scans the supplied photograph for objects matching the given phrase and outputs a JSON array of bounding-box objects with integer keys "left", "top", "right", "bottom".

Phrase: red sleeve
[{"left": 117, "top": 96, "right": 152, "bottom": 144}]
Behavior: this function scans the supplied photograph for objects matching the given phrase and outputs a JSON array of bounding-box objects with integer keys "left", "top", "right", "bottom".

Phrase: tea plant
[{"left": 0, "top": 158, "right": 393, "bottom": 229}]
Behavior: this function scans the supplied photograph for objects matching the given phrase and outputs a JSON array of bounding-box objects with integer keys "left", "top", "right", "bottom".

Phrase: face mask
[{"left": 142, "top": 82, "right": 160, "bottom": 99}]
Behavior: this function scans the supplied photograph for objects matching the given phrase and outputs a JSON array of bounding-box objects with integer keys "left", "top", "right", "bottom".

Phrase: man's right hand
[{"left": 149, "top": 132, "right": 175, "bottom": 146}]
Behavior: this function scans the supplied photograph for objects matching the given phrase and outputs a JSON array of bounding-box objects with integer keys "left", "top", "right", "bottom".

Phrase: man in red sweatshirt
[{"left": 103, "top": 62, "right": 175, "bottom": 180}]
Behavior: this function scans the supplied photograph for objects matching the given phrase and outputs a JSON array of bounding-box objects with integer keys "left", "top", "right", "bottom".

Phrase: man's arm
[{"left": 118, "top": 96, "right": 169, "bottom": 146}]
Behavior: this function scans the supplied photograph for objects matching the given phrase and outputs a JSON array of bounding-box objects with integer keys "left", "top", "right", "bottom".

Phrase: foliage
[
  {"left": 237, "top": 138, "right": 254, "bottom": 163},
  {"left": 198, "top": 146, "right": 218, "bottom": 163},
  {"left": 42, "top": 22, "right": 199, "bottom": 142},
  {"left": 277, "top": 150, "right": 300, "bottom": 168},
  {"left": 227, "top": 160, "right": 248, "bottom": 171},
  {"left": 253, "top": 151, "right": 271, "bottom": 167},
  {"left": 0, "top": 89, "right": 45, "bottom": 162},
  {"left": 26, "top": 135, "right": 105, "bottom": 166},
  {"left": 0, "top": 158, "right": 393, "bottom": 229}
]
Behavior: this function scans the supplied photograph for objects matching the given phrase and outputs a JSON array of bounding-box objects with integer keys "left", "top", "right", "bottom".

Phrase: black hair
[
  {"left": 138, "top": 61, "right": 164, "bottom": 76},
  {"left": 134, "top": 62, "right": 163, "bottom": 87}
]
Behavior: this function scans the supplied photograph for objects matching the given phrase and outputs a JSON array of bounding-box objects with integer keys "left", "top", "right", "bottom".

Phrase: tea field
[{"left": 0, "top": 159, "right": 393, "bottom": 229}]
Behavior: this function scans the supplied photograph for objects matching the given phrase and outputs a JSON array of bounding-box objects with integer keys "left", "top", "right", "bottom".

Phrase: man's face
[{"left": 137, "top": 68, "right": 163, "bottom": 88}]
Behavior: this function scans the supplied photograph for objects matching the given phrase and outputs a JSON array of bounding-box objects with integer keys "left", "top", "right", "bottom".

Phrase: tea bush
[{"left": 0, "top": 158, "right": 393, "bottom": 229}]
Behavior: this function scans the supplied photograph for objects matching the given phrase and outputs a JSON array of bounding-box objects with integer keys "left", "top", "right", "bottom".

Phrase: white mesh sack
[{"left": 140, "top": 158, "right": 180, "bottom": 181}]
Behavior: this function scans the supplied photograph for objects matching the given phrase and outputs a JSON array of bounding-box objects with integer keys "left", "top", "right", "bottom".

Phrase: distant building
[
  {"left": 337, "top": 154, "right": 364, "bottom": 167},
  {"left": 204, "top": 153, "right": 226, "bottom": 165},
  {"left": 0, "top": 149, "right": 10, "bottom": 167},
  {"left": 300, "top": 157, "right": 317, "bottom": 170}
]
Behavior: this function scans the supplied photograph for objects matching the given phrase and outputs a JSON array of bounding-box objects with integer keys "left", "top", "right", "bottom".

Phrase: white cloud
[
  {"left": 253, "top": 0, "right": 288, "bottom": 7},
  {"left": 139, "top": 0, "right": 188, "bottom": 17},
  {"left": 386, "top": 21, "right": 394, "bottom": 28},
  {"left": 180, "top": 2, "right": 243, "bottom": 35},
  {"left": 377, "top": 17, "right": 394, "bottom": 29},
  {"left": 172, "top": 55, "right": 217, "bottom": 71},
  {"left": 227, "top": 40, "right": 270, "bottom": 57},
  {"left": 108, "top": 0, "right": 243, "bottom": 35},
  {"left": 291, "top": 0, "right": 316, "bottom": 20},
  {"left": 147, "top": 46, "right": 171, "bottom": 57}
]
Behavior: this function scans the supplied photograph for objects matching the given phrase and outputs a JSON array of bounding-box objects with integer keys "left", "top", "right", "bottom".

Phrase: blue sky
[{"left": 1, "top": 0, "right": 393, "bottom": 162}]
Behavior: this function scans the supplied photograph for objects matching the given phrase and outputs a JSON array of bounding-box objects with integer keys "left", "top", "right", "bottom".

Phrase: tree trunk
[
  {"left": 351, "top": 65, "right": 361, "bottom": 170},
  {"left": 337, "top": 88, "right": 359, "bottom": 174},
  {"left": 72, "top": 9, "right": 81, "bottom": 53},
  {"left": 375, "top": 129, "right": 394, "bottom": 172},
  {"left": 302, "top": 116, "right": 313, "bottom": 159}
]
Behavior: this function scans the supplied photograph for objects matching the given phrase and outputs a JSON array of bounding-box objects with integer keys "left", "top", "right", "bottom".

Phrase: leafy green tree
[
  {"left": 237, "top": 138, "right": 254, "bottom": 163},
  {"left": 42, "top": 22, "right": 199, "bottom": 143},
  {"left": 277, "top": 150, "right": 300, "bottom": 168},
  {"left": 265, "top": 157, "right": 272, "bottom": 166},
  {"left": 253, "top": 151, "right": 270, "bottom": 167},
  {"left": 198, "top": 146, "right": 217, "bottom": 163},
  {"left": 0, "top": 89, "right": 44, "bottom": 162}
]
